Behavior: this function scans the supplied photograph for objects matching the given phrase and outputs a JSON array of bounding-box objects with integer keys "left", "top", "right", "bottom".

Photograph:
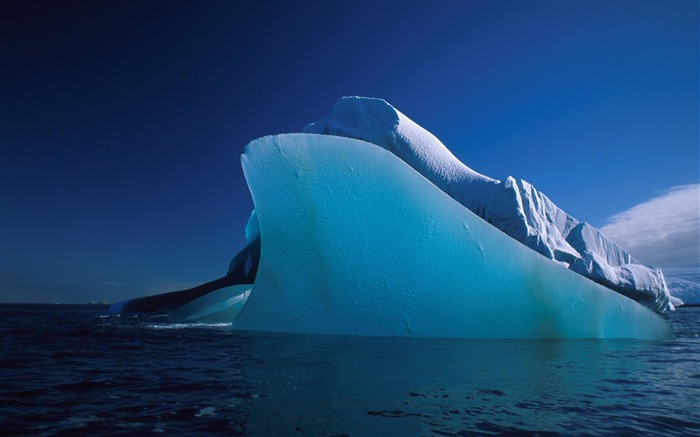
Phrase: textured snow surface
[
  {"left": 664, "top": 267, "right": 700, "bottom": 305},
  {"left": 234, "top": 133, "right": 672, "bottom": 339},
  {"left": 305, "top": 97, "right": 671, "bottom": 313}
]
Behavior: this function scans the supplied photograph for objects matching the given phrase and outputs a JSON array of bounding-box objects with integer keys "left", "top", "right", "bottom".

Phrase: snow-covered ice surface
[
  {"left": 664, "top": 267, "right": 700, "bottom": 306},
  {"left": 305, "top": 97, "right": 671, "bottom": 313},
  {"left": 234, "top": 133, "right": 672, "bottom": 339}
]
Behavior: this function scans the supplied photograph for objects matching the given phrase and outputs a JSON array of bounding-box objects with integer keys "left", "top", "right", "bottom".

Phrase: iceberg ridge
[{"left": 304, "top": 97, "right": 671, "bottom": 313}]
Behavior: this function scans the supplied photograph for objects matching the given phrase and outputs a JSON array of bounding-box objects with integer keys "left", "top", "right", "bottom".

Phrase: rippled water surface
[{"left": 1, "top": 304, "right": 699, "bottom": 436}]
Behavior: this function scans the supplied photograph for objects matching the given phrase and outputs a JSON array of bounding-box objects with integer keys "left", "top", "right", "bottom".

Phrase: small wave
[
  {"left": 145, "top": 322, "right": 233, "bottom": 330},
  {"left": 195, "top": 406, "right": 217, "bottom": 417}
]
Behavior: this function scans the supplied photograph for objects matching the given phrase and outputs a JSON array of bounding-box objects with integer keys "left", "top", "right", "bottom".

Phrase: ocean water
[{"left": 1, "top": 304, "right": 699, "bottom": 436}]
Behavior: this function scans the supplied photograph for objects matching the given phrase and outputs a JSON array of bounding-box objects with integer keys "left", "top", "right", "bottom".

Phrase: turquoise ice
[
  {"left": 232, "top": 133, "right": 672, "bottom": 339},
  {"left": 167, "top": 285, "right": 251, "bottom": 324}
]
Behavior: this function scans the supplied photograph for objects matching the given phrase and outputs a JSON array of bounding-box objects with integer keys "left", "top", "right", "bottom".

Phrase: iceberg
[
  {"left": 304, "top": 97, "right": 672, "bottom": 314},
  {"left": 231, "top": 133, "right": 671, "bottom": 339},
  {"left": 110, "top": 97, "right": 674, "bottom": 340}
]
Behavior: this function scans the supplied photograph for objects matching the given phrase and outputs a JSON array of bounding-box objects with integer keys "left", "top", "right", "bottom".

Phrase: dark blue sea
[{"left": 1, "top": 304, "right": 699, "bottom": 436}]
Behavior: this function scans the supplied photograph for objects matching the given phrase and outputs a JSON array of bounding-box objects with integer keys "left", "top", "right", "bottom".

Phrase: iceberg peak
[{"left": 304, "top": 97, "right": 499, "bottom": 211}]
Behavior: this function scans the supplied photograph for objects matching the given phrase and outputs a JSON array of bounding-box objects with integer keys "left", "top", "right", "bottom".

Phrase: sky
[{"left": 1, "top": 0, "right": 698, "bottom": 304}]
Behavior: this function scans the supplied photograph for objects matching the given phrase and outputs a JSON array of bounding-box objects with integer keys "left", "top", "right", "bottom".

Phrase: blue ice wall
[{"left": 233, "top": 134, "right": 672, "bottom": 340}]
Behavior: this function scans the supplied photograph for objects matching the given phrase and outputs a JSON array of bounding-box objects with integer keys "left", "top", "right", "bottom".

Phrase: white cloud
[{"left": 600, "top": 184, "right": 699, "bottom": 268}]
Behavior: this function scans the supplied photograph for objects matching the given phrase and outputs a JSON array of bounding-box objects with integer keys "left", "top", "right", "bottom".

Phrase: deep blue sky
[{"left": 1, "top": 1, "right": 698, "bottom": 303}]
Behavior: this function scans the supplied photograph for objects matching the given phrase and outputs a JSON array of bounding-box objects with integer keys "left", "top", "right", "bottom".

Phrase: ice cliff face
[
  {"left": 235, "top": 133, "right": 672, "bottom": 338},
  {"left": 304, "top": 96, "right": 671, "bottom": 313}
]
